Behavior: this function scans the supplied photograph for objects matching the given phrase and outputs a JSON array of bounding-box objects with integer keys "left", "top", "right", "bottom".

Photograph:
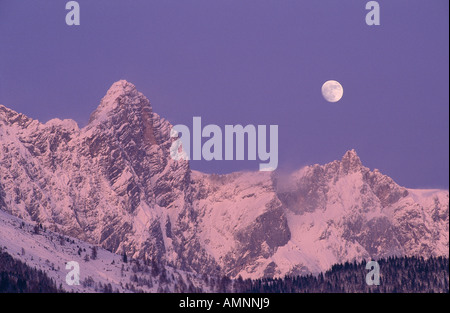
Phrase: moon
[{"left": 321, "top": 80, "right": 343, "bottom": 102}]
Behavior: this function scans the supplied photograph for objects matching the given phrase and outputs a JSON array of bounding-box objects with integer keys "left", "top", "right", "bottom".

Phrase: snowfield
[{"left": 0, "top": 209, "right": 211, "bottom": 293}]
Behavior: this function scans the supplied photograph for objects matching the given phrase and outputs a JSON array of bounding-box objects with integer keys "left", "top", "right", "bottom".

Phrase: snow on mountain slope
[
  {"left": 192, "top": 170, "right": 289, "bottom": 277},
  {"left": 0, "top": 209, "right": 211, "bottom": 293},
  {"left": 0, "top": 209, "right": 126, "bottom": 292},
  {"left": 0, "top": 81, "right": 448, "bottom": 280}
]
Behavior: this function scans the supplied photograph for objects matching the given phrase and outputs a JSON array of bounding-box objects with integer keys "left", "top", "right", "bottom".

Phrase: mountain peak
[
  {"left": 340, "top": 149, "right": 363, "bottom": 174},
  {"left": 88, "top": 80, "right": 147, "bottom": 125},
  {"left": 0, "top": 104, "right": 34, "bottom": 128},
  {"left": 342, "top": 149, "right": 359, "bottom": 160},
  {"left": 101, "top": 80, "right": 140, "bottom": 106},
  {"left": 105, "top": 80, "right": 137, "bottom": 97}
]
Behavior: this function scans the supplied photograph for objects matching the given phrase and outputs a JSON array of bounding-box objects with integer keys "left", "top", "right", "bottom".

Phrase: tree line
[{"left": 0, "top": 248, "right": 62, "bottom": 293}]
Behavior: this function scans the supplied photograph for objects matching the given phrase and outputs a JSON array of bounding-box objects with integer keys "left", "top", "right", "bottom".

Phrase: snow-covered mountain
[{"left": 0, "top": 80, "right": 448, "bottom": 279}]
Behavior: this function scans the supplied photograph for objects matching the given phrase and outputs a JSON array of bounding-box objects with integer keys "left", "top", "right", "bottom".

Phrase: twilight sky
[{"left": 0, "top": 0, "right": 448, "bottom": 188}]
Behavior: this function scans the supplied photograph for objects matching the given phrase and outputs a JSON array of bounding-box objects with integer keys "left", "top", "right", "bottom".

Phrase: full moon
[{"left": 321, "top": 80, "right": 343, "bottom": 102}]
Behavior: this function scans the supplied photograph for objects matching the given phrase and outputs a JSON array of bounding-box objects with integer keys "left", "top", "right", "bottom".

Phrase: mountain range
[{"left": 0, "top": 80, "right": 448, "bottom": 280}]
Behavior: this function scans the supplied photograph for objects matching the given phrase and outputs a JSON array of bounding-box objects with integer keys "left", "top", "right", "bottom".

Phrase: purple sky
[{"left": 0, "top": 0, "right": 448, "bottom": 188}]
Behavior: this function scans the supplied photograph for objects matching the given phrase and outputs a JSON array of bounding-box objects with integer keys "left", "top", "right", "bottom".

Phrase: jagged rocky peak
[
  {"left": 342, "top": 149, "right": 360, "bottom": 162},
  {"left": 85, "top": 80, "right": 160, "bottom": 146},
  {"left": 0, "top": 104, "right": 34, "bottom": 128},
  {"left": 340, "top": 149, "right": 363, "bottom": 174},
  {"left": 103, "top": 79, "right": 140, "bottom": 102},
  {"left": 88, "top": 80, "right": 151, "bottom": 125}
]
